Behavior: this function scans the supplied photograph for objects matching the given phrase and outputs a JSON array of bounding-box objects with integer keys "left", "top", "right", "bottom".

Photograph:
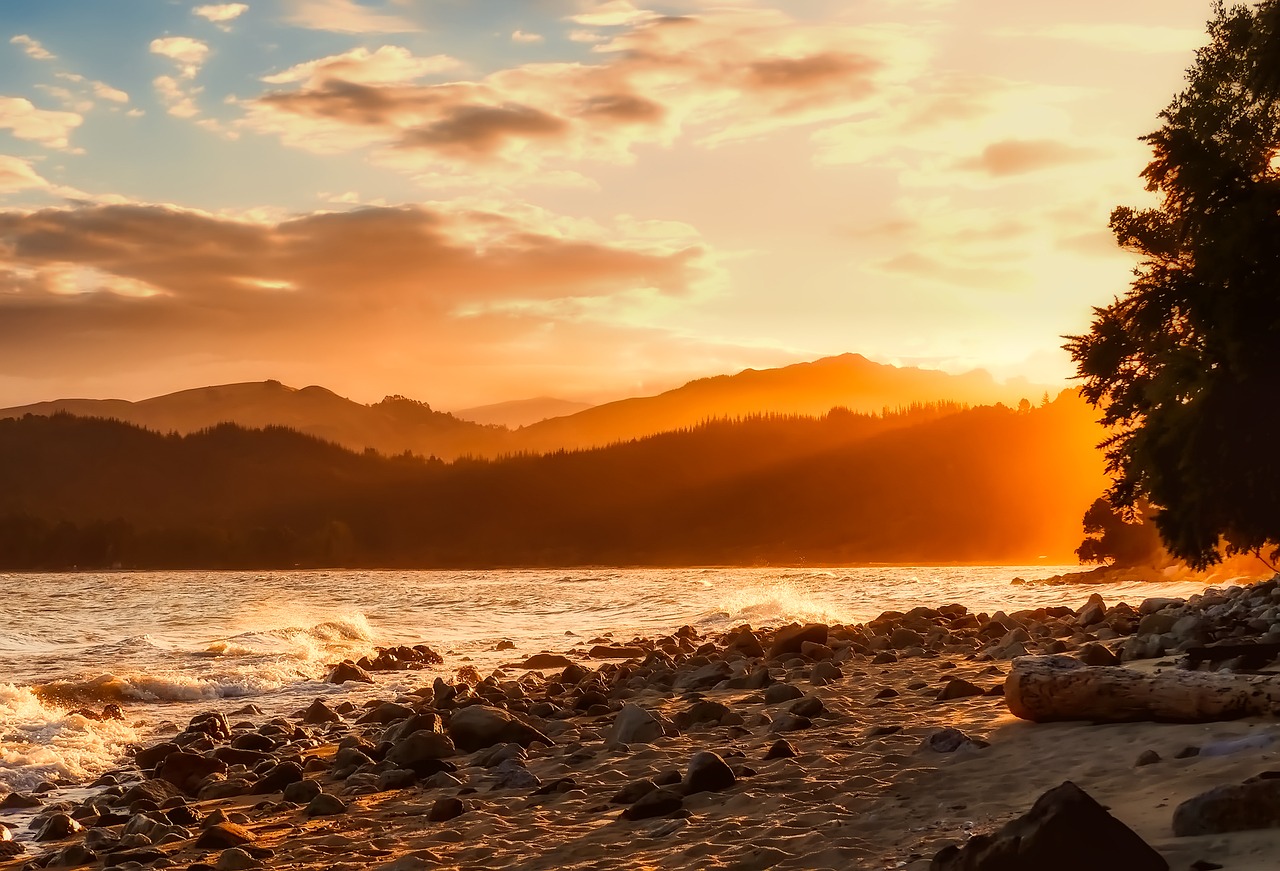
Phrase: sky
[{"left": 0, "top": 0, "right": 1217, "bottom": 409}]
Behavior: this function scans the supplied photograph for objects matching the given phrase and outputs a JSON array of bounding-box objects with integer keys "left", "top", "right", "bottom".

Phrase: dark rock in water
[
  {"left": 157, "top": 751, "right": 229, "bottom": 795},
  {"left": 0, "top": 792, "right": 43, "bottom": 810},
  {"left": 301, "top": 699, "right": 342, "bottom": 724},
  {"left": 764, "top": 739, "right": 797, "bottom": 760},
  {"left": 519, "top": 653, "right": 575, "bottom": 670},
  {"left": 725, "top": 627, "right": 765, "bottom": 658},
  {"left": 763, "top": 683, "right": 803, "bottom": 705},
  {"left": 196, "top": 822, "right": 256, "bottom": 849},
  {"left": 937, "top": 678, "right": 986, "bottom": 701},
  {"left": 427, "top": 797, "right": 467, "bottom": 822},
  {"left": 35, "top": 813, "right": 83, "bottom": 841},
  {"left": 283, "top": 779, "right": 323, "bottom": 804},
  {"left": 135, "top": 742, "right": 180, "bottom": 770},
  {"left": 589, "top": 645, "right": 645, "bottom": 659},
  {"left": 682, "top": 751, "right": 736, "bottom": 795},
  {"left": 1077, "top": 642, "right": 1120, "bottom": 667},
  {"left": 621, "top": 788, "right": 684, "bottom": 820},
  {"left": 1173, "top": 774, "right": 1280, "bottom": 836},
  {"left": 306, "top": 793, "right": 348, "bottom": 817},
  {"left": 327, "top": 660, "right": 374, "bottom": 684},
  {"left": 931, "top": 781, "right": 1167, "bottom": 871},
  {"left": 768, "top": 623, "right": 829, "bottom": 658},
  {"left": 611, "top": 778, "right": 659, "bottom": 804},
  {"left": 252, "top": 761, "right": 304, "bottom": 795}
]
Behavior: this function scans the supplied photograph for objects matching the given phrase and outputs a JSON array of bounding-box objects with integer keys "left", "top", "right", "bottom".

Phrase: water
[{"left": 0, "top": 566, "right": 1220, "bottom": 796}]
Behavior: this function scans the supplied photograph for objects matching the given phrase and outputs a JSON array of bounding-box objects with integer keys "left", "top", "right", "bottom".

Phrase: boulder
[
  {"left": 300, "top": 699, "right": 342, "bottom": 724},
  {"left": 252, "top": 761, "right": 304, "bottom": 795},
  {"left": 768, "top": 623, "right": 829, "bottom": 658},
  {"left": 608, "top": 704, "right": 667, "bottom": 745},
  {"left": 387, "top": 730, "right": 457, "bottom": 771},
  {"left": 588, "top": 645, "right": 646, "bottom": 659},
  {"left": 675, "top": 661, "right": 732, "bottom": 690},
  {"left": 611, "top": 778, "right": 659, "bottom": 804},
  {"left": 306, "top": 793, "right": 348, "bottom": 817},
  {"left": 35, "top": 813, "right": 83, "bottom": 841},
  {"left": 931, "top": 781, "right": 1166, "bottom": 871},
  {"left": 673, "top": 700, "right": 730, "bottom": 731},
  {"left": 1173, "top": 774, "right": 1280, "bottom": 836},
  {"left": 937, "top": 678, "right": 986, "bottom": 701},
  {"left": 357, "top": 702, "right": 415, "bottom": 724},
  {"left": 326, "top": 661, "right": 374, "bottom": 684},
  {"left": 682, "top": 751, "right": 736, "bottom": 794},
  {"left": 621, "top": 788, "right": 684, "bottom": 821},
  {"left": 1076, "top": 643, "right": 1119, "bottom": 667},
  {"left": 134, "top": 742, "right": 180, "bottom": 770},
  {"left": 519, "top": 653, "right": 575, "bottom": 670},
  {"left": 427, "top": 797, "right": 466, "bottom": 822},
  {"left": 447, "top": 705, "right": 550, "bottom": 752},
  {"left": 1075, "top": 594, "right": 1107, "bottom": 627},
  {"left": 195, "top": 822, "right": 256, "bottom": 849},
  {"left": 157, "top": 751, "right": 228, "bottom": 795}
]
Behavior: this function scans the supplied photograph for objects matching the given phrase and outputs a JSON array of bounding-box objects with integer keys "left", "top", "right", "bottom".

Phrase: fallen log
[{"left": 1005, "top": 654, "right": 1280, "bottom": 723}]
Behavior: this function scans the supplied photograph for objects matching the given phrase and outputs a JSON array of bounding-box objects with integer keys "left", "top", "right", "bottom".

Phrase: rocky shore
[{"left": 5, "top": 578, "right": 1280, "bottom": 870}]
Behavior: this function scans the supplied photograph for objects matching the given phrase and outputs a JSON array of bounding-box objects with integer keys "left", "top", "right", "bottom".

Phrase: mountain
[
  {"left": 0, "top": 392, "right": 1106, "bottom": 569},
  {"left": 512, "top": 353, "right": 1052, "bottom": 453},
  {"left": 0, "top": 381, "right": 510, "bottom": 460},
  {"left": 451, "top": 397, "right": 594, "bottom": 428},
  {"left": 0, "top": 354, "right": 1054, "bottom": 459}
]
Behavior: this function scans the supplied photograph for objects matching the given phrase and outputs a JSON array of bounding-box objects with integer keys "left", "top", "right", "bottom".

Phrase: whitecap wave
[
  {"left": 701, "top": 581, "right": 852, "bottom": 628},
  {"left": 0, "top": 683, "right": 139, "bottom": 794}
]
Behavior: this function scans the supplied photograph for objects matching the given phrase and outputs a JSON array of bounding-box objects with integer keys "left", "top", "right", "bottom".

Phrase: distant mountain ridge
[
  {"left": 451, "top": 397, "right": 594, "bottom": 428},
  {"left": 0, "top": 354, "right": 1054, "bottom": 459}
]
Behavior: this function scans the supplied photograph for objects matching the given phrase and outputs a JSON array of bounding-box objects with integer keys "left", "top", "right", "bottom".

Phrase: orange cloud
[
  {"left": 242, "top": 10, "right": 905, "bottom": 181},
  {"left": 0, "top": 97, "right": 82, "bottom": 148},
  {"left": 955, "top": 138, "right": 1101, "bottom": 177}
]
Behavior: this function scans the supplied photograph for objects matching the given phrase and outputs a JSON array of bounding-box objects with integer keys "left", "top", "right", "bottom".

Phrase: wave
[
  {"left": 700, "top": 581, "right": 853, "bottom": 629},
  {"left": 0, "top": 683, "right": 139, "bottom": 795},
  {"left": 201, "top": 613, "right": 376, "bottom": 662}
]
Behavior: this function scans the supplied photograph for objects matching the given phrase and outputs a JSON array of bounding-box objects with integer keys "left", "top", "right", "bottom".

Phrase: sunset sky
[{"left": 0, "top": 0, "right": 1214, "bottom": 409}]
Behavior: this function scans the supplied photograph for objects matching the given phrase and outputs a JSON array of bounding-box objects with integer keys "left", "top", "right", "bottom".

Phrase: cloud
[
  {"left": 998, "top": 23, "right": 1204, "bottom": 55},
  {"left": 193, "top": 3, "right": 249, "bottom": 30},
  {"left": 10, "top": 34, "right": 55, "bottom": 61},
  {"left": 0, "top": 155, "right": 50, "bottom": 193},
  {"left": 0, "top": 199, "right": 719, "bottom": 404},
  {"left": 154, "top": 75, "right": 202, "bottom": 118},
  {"left": 512, "top": 30, "right": 544, "bottom": 45},
  {"left": 0, "top": 97, "right": 82, "bottom": 148},
  {"left": 91, "top": 81, "right": 130, "bottom": 104},
  {"left": 261, "top": 45, "right": 459, "bottom": 87},
  {"left": 150, "top": 36, "right": 210, "bottom": 78},
  {"left": 955, "top": 138, "right": 1101, "bottom": 177},
  {"left": 283, "top": 0, "right": 419, "bottom": 34},
  {"left": 569, "top": 1, "right": 656, "bottom": 28},
  {"left": 243, "top": 9, "right": 909, "bottom": 182}
]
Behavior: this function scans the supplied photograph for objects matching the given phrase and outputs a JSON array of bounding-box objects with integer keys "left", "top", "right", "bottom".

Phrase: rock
[
  {"left": 519, "top": 653, "right": 575, "bottom": 670},
  {"left": 931, "top": 781, "right": 1167, "bottom": 871},
  {"left": 811, "top": 661, "right": 843, "bottom": 685},
  {"left": 923, "top": 728, "right": 980, "bottom": 753},
  {"left": 611, "top": 778, "right": 659, "bottom": 804},
  {"left": 282, "top": 779, "right": 323, "bottom": 804},
  {"left": 589, "top": 645, "right": 646, "bottom": 659},
  {"left": 683, "top": 751, "right": 736, "bottom": 794},
  {"left": 253, "top": 761, "right": 304, "bottom": 795},
  {"left": 158, "top": 751, "right": 229, "bottom": 795},
  {"left": 135, "top": 742, "right": 180, "bottom": 770},
  {"left": 767, "top": 713, "right": 811, "bottom": 733},
  {"left": 1137, "top": 612, "right": 1178, "bottom": 636},
  {"left": 764, "top": 739, "right": 797, "bottom": 759},
  {"left": 675, "top": 661, "right": 732, "bottom": 690},
  {"left": 447, "top": 705, "right": 551, "bottom": 752},
  {"left": 386, "top": 730, "right": 457, "bottom": 771},
  {"left": 427, "top": 797, "right": 466, "bottom": 822},
  {"left": 492, "top": 758, "right": 541, "bottom": 790},
  {"left": 199, "top": 777, "right": 257, "bottom": 800},
  {"left": 768, "top": 623, "right": 828, "bottom": 658},
  {"left": 937, "top": 678, "right": 986, "bottom": 701},
  {"left": 0, "top": 792, "right": 42, "bottom": 810},
  {"left": 1076, "top": 643, "right": 1119, "bottom": 667},
  {"left": 1173, "top": 774, "right": 1280, "bottom": 836},
  {"left": 0, "top": 841, "right": 21, "bottom": 858},
  {"left": 35, "top": 813, "right": 83, "bottom": 841},
  {"left": 300, "top": 699, "right": 342, "bottom": 724},
  {"left": 327, "top": 660, "right": 374, "bottom": 684},
  {"left": 196, "top": 822, "right": 256, "bottom": 849},
  {"left": 358, "top": 702, "right": 416, "bottom": 724},
  {"left": 763, "top": 683, "right": 804, "bottom": 704},
  {"left": 621, "top": 788, "right": 684, "bottom": 820},
  {"left": 306, "top": 793, "right": 348, "bottom": 817},
  {"left": 1076, "top": 594, "right": 1107, "bottom": 626},
  {"left": 1135, "top": 749, "right": 1161, "bottom": 767},
  {"left": 608, "top": 704, "right": 667, "bottom": 745},
  {"left": 725, "top": 627, "right": 765, "bottom": 658},
  {"left": 673, "top": 700, "right": 730, "bottom": 730},
  {"left": 787, "top": 696, "right": 826, "bottom": 718},
  {"left": 216, "top": 847, "right": 262, "bottom": 870},
  {"left": 890, "top": 628, "right": 925, "bottom": 649}
]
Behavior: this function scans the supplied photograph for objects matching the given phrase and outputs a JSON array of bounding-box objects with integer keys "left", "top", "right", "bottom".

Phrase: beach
[{"left": 5, "top": 573, "right": 1280, "bottom": 870}]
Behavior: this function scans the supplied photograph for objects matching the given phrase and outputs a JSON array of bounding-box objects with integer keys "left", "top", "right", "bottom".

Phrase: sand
[{"left": 6, "top": 606, "right": 1280, "bottom": 870}]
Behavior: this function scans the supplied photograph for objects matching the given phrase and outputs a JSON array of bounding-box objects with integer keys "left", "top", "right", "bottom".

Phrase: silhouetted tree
[
  {"left": 1066, "top": 1, "right": 1280, "bottom": 568},
  {"left": 1076, "top": 497, "right": 1163, "bottom": 567}
]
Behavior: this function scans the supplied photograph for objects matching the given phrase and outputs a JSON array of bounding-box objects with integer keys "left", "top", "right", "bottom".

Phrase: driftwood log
[{"left": 1005, "top": 655, "right": 1280, "bottom": 723}]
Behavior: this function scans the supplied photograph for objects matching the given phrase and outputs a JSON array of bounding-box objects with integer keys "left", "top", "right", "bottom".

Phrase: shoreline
[{"left": 5, "top": 580, "right": 1280, "bottom": 869}]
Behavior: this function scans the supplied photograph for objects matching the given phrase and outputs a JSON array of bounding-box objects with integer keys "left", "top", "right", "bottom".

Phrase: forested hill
[{"left": 0, "top": 393, "right": 1105, "bottom": 569}]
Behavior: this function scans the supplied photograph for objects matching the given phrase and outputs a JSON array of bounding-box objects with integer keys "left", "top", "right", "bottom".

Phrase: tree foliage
[
  {"left": 1066, "top": 1, "right": 1280, "bottom": 568},
  {"left": 1075, "top": 497, "right": 1164, "bottom": 567}
]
